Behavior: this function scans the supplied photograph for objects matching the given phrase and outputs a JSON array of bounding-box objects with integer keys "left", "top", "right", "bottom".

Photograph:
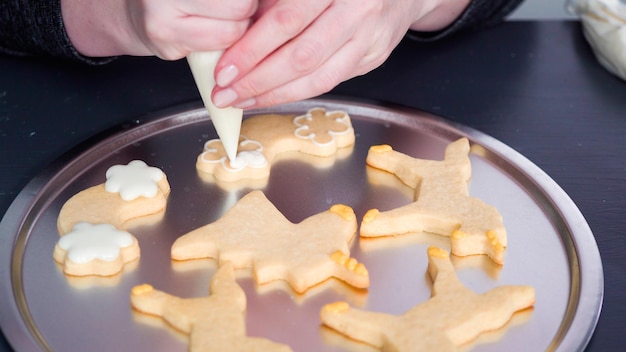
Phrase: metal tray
[{"left": 0, "top": 98, "right": 603, "bottom": 351}]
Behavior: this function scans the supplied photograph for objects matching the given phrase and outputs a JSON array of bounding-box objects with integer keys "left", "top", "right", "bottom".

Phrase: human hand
[
  {"left": 211, "top": 0, "right": 470, "bottom": 109},
  {"left": 62, "top": 0, "right": 258, "bottom": 59}
]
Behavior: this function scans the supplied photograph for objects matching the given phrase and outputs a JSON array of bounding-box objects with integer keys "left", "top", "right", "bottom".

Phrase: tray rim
[{"left": 0, "top": 97, "right": 604, "bottom": 352}]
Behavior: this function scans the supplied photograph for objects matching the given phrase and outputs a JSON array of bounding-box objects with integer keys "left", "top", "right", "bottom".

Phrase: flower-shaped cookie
[
  {"left": 198, "top": 136, "right": 270, "bottom": 182},
  {"left": 196, "top": 108, "right": 355, "bottom": 185},
  {"left": 321, "top": 247, "right": 535, "bottom": 351},
  {"left": 105, "top": 160, "right": 165, "bottom": 201},
  {"left": 293, "top": 108, "right": 353, "bottom": 146},
  {"left": 53, "top": 222, "right": 140, "bottom": 276}
]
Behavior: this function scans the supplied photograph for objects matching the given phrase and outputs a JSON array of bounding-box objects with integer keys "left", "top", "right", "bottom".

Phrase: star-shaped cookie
[
  {"left": 321, "top": 247, "right": 535, "bottom": 351},
  {"left": 171, "top": 190, "right": 369, "bottom": 293},
  {"left": 131, "top": 263, "right": 292, "bottom": 352},
  {"left": 360, "top": 138, "right": 507, "bottom": 264}
]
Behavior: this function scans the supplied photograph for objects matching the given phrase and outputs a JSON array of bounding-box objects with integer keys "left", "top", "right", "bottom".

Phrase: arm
[
  {"left": 409, "top": 0, "right": 525, "bottom": 40},
  {"left": 0, "top": 0, "right": 111, "bottom": 64},
  {"left": 0, "top": 0, "right": 257, "bottom": 62}
]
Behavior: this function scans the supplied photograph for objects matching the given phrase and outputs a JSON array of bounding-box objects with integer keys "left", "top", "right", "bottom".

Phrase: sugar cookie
[
  {"left": 53, "top": 222, "right": 140, "bottom": 276},
  {"left": 131, "top": 263, "right": 292, "bottom": 352},
  {"left": 57, "top": 160, "right": 170, "bottom": 235},
  {"left": 171, "top": 190, "right": 368, "bottom": 293},
  {"left": 360, "top": 138, "right": 507, "bottom": 264},
  {"left": 320, "top": 247, "right": 535, "bottom": 351},
  {"left": 196, "top": 108, "right": 355, "bottom": 183}
]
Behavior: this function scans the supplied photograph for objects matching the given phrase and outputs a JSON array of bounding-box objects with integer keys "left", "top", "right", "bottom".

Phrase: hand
[
  {"left": 211, "top": 0, "right": 470, "bottom": 109},
  {"left": 62, "top": 0, "right": 258, "bottom": 59}
]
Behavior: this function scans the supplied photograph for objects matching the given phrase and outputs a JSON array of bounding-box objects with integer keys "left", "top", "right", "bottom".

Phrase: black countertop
[{"left": 1, "top": 20, "right": 624, "bottom": 351}]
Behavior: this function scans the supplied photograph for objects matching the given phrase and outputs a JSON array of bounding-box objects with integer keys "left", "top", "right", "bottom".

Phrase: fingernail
[
  {"left": 216, "top": 65, "right": 238, "bottom": 87},
  {"left": 213, "top": 88, "right": 238, "bottom": 108},
  {"left": 234, "top": 97, "right": 256, "bottom": 109}
]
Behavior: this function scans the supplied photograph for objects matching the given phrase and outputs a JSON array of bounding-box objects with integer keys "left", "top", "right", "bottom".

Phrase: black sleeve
[
  {"left": 0, "top": 0, "right": 523, "bottom": 64},
  {"left": 0, "top": 0, "right": 114, "bottom": 64},
  {"left": 407, "top": 0, "right": 525, "bottom": 41}
]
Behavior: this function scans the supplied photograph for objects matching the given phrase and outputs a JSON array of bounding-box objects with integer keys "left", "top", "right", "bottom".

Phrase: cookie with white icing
[
  {"left": 57, "top": 160, "right": 170, "bottom": 235},
  {"left": 196, "top": 108, "right": 355, "bottom": 184},
  {"left": 171, "top": 190, "right": 368, "bottom": 293},
  {"left": 360, "top": 138, "right": 507, "bottom": 265},
  {"left": 53, "top": 222, "right": 140, "bottom": 276}
]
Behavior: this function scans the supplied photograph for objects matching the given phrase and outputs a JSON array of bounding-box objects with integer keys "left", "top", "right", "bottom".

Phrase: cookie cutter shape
[
  {"left": 321, "top": 247, "right": 535, "bottom": 351},
  {"left": 360, "top": 138, "right": 507, "bottom": 264},
  {"left": 131, "top": 263, "right": 292, "bottom": 352},
  {"left": 196, "top": 108, "right": 355, "bottom": 184},
  {"left": 57, "top": 160, "right": 170, "bottom": 235},
  {"left": 53, "top": 222, "right": 140, "bottom": 277},
  {"left": 171, "top": 190, "right": 368, "bottom": 293}
]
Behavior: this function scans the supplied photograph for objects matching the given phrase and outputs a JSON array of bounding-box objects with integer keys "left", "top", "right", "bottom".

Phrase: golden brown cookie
[
  {"left": 131, "top": 263, "right": 292, "bottom": 352},
  {"left": 171, "top": 190, "right": 369, "bottom": 293},
  {"left": 53, "top": 222, "right": 140, "bottom": 276},
  {"left": 57, "top": 160, "right": 170, "bottom": 235},
  {"left": 196, "top": 108, "right": 355, "bottom": 184},
  {"left": 320, "top": 247, "right": 535, "bottom": 351},
  {"left": 360, "top": 138, "right": 507, "bottom": 264}
]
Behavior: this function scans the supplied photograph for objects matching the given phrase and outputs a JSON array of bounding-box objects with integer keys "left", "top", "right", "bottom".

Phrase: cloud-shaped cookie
[{"left": 53, "top": 222, "right": 139, "bottom": 276}]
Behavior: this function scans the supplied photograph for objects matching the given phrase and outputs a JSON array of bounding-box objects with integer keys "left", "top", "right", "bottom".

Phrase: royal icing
[
  {"left": 57, "top": 222, "right": 134, "bottom": 264},
  {"left": 200, "top": 136, "right": 268, "bottom": 172},
  {"left": 105, "top": 160, "right": 164, "bottom": 201},
  {"left": 293, "top": 109, "right": 353, "bottom": 146}
]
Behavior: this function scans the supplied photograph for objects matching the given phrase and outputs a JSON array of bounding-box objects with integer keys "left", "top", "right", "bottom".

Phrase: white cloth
[{"left": 568, "top": 0, "right": 626, "bottom": 80}]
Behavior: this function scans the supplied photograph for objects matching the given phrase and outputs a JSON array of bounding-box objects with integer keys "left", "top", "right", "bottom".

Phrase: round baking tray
[{"left": 0, "top": 98, "right": 603, "bottom": 351}]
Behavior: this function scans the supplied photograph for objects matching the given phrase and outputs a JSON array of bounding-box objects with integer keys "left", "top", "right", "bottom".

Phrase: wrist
[
  {"left": 409, "top": 0, "right": 472, "bottom": 32},
  {"left": 61, "top": 0, "right": 143, "bottom": 57}
]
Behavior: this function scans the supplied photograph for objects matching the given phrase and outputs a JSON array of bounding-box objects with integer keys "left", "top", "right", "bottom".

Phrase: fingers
[
  {"left": 212, "top": 0, "right": 388, "bottom": 108},
  {"left": 215, "top": 0, "right": 334, "bottom": 87},
  {"left": 177, "top": 0, "right": 258, "bottom": 20},
  {"left": 126, "top": 0, "right": 257, "bottom": 59},
  {"left": 228, "top": 38, "right": 374, "bottom": 109},
  {"left": 143, "top": 17, "right": 251, "bottom": 59}
]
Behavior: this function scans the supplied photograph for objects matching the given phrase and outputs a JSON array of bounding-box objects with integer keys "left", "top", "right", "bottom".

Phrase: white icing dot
[
  {"left": 105, "top": 160, "right": 163, "bottom": 201},
  {"left": 199, "top": 136, "right": 267, "bottom": 173},
  {"left": 58, "top": 223, "right": 134, "bottom": 264},
  {"left": 229, "top": 151, "right": 268, "bottom": 170}
]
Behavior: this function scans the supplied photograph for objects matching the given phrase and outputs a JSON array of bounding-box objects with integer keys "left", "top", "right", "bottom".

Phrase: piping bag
[{"left": 187, "top": 51, "right": 242, "bottom": 161}]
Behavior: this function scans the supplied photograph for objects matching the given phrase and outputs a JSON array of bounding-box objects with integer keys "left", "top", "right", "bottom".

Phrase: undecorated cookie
[
  {"left": 321, "top": 247, "right": 535, "bottom": 351},
  {"left": 360, "top": 138, "right": 507, "bottom": 264},
  {"left": 171, "top": 190, "right": 369, "bottom": 293},
  {"left": 131, "top": 263, "right": 292, "bottom": 352}
]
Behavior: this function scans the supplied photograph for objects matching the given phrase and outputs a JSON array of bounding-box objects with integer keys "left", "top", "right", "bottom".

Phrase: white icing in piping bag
[{"left": 187, "top": 51, "right": 242, "bottom": 161}]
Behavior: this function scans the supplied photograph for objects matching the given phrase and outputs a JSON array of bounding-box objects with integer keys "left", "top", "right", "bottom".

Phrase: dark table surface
[{"left": 1, "top": 20, "right": 624, "bottom": 351}]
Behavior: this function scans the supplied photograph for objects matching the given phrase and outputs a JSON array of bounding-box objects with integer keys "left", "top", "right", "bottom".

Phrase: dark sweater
[{"left": 0, "top": 0, "right": 524, "bottom": 64}]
